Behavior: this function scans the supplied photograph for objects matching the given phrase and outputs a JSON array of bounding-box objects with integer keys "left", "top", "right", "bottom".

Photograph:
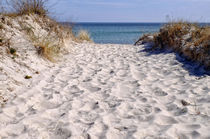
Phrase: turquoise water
[{"left": 72, "top": 23, "right": 163, "bottom": 44}]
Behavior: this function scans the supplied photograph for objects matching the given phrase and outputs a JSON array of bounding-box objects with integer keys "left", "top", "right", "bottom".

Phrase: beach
[
  {"left": 0, "top": 0, "right": 210, "bottom": 138},
  {"left": 0, "top": 42, "right": 209, "bottom": 138}
]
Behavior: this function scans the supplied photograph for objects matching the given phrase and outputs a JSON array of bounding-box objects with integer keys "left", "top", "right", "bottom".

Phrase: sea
[
  {"left": 71, "top": 23, "right": 210, "bottom": 44},
  {"left": 72, "top": 23, "right": 162, "bottom": 44}
]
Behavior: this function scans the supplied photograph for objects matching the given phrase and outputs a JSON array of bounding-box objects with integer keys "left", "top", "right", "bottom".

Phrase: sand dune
[{"left": 0, "top": 43, "right": 210, "bottom": 138}]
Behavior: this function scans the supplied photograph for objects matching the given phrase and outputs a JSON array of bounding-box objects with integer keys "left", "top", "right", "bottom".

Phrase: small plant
[
  {"left": 77, "top": 30, "right": 92, "bottom": 42},
  {"left": 25, "top": 75, "right": 32, "bottom": 79},
  {"left": 36, "top": 43, "right": 60, "bottom": 62},
  {"left": 9, "top": 48, "right": 16, "bottom": 55},
  {"left": 33, "top": 35, "right": 61, "bottom": 62}
]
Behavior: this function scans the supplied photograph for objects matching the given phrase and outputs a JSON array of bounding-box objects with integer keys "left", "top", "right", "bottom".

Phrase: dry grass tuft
[
  {"left": 31, "top": 34, "right": 62, "bottom": 62},
  {"left": 152, "top": 21, "right": 210, "bottom": 68},
  {"left": 154, "top": 22, "right": 193, "bottom": 49},
  {"left": 35, "top": 39, "right": 61, "bottom": 62},
  {"left": 5, "top": 0, "right": 48, "bottom": 16},
  {"left": 77, "top": 30, "right": 92, "bottom": 42}
]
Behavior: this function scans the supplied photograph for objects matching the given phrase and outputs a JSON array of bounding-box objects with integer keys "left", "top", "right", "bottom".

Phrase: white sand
[{"left": 0, "top": 42, "right": 210, "bottom": 139}]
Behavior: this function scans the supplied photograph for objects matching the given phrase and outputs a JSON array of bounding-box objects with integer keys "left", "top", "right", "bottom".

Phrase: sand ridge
[{"left": 0, "top": 43, "right": 210, "bottom": 138}]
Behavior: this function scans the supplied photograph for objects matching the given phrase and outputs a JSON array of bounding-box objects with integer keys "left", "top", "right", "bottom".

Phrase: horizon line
[{"left": 60, "top": 21, "right": 210, "bottom": 24}]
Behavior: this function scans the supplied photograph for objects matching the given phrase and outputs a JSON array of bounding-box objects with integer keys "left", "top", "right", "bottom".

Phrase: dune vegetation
[
  {"left": 77, "top": 29, "right": 92, "bottom": 42},
  {"left": 0, "top": 0, "right": 71, "bottom": 61},
  {"left": 2, "top": 0, "right": 48, "bottom": 16},
  {"left": 0, "top": 0, "right": 93, "bottom": 105},
  {"left": 136, "top": 22, "right": 210, "bottom": 69},
  {"left": 0, "top": 0, "right": 92, "bottom": 61}
]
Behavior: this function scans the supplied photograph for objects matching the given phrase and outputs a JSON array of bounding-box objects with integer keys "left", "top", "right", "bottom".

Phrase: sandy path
[{"left": 0, "top": 43, "right": 210, "bottom": 139}]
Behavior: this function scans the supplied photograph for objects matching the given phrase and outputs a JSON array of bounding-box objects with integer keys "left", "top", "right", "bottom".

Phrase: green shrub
[{"left": 9, "top": 48, "right": 16, "bottom": 54}]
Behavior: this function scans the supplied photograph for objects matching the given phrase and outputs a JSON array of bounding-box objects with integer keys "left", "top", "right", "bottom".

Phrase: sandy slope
[{"left": 0, "top": 43, "right": 210, "bottom": 139}]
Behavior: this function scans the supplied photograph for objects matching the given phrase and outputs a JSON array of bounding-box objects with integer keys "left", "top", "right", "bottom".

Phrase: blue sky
[{"left": 50, "top": 0, "right": 210, "bottom": 22}]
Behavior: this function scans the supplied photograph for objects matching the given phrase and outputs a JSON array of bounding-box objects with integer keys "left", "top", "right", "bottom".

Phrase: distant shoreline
[
  {"left": 61, "top": 22, "right": 210, "bottom": 25},
  {"left": 70, "top": 23, "right": 162, "bottom": 44},
  {"left": 63, "top": 22, "right": 210, "bottom": 44}
]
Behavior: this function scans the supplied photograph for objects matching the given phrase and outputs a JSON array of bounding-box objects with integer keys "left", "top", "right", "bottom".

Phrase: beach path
[{"left": 0, "top": 43, "right": 210, "bottom": 139}]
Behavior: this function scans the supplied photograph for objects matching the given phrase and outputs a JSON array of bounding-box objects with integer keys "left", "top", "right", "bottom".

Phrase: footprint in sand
[
  {"left": 156, "top": 115, "right": 178, "bottom": 125},
  {"left": 154, "top": 88, "right": 168, "bottom": 96},
  {"left": 80, "top": 82, "right": 101, "bottom": 92},
  {"left": 173, "top": 107, "right": 188, "bottom": 116},
  {"left": 51, "top": 127, "right": 72, "bottom": 139},
  {"left": 140, "top": 97, "right": 147, "bottom": 103}
]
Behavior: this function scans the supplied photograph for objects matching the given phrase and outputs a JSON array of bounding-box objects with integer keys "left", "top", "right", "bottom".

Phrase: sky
[{"left": 45, "top": 0, "right": 210, "bottom": 22}]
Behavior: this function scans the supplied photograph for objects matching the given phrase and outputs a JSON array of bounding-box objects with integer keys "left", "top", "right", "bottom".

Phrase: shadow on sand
[{"left": 138, "top": 43, "right": 210, "bottom": 77}]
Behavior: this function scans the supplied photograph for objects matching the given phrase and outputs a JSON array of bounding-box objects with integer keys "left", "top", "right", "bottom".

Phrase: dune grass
[
  {"left": 154, "top": 22, "right": 192, "bottom": 48},
  {"left": 0, "top": 0, "right": 76, "bottom": 62},
  {"left": 77, "top": 30, "right": 92, "bottom": 42},
  {"left": 25, "top": 26, "right": 63, "bottom": 62},
  {"left": 153, "top": 21, "right": 210, "bottom": 68},
  {"left": 34, "top": 37, "right": 61, "bottom": 62},
  {"left": 3, "top": 0, "right": 48, "bottom": 16}
]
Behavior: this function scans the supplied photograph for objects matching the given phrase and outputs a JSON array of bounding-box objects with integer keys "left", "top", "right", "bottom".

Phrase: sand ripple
[{"left": 0, "top": 43, "right": 210, "bottom": 138}]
